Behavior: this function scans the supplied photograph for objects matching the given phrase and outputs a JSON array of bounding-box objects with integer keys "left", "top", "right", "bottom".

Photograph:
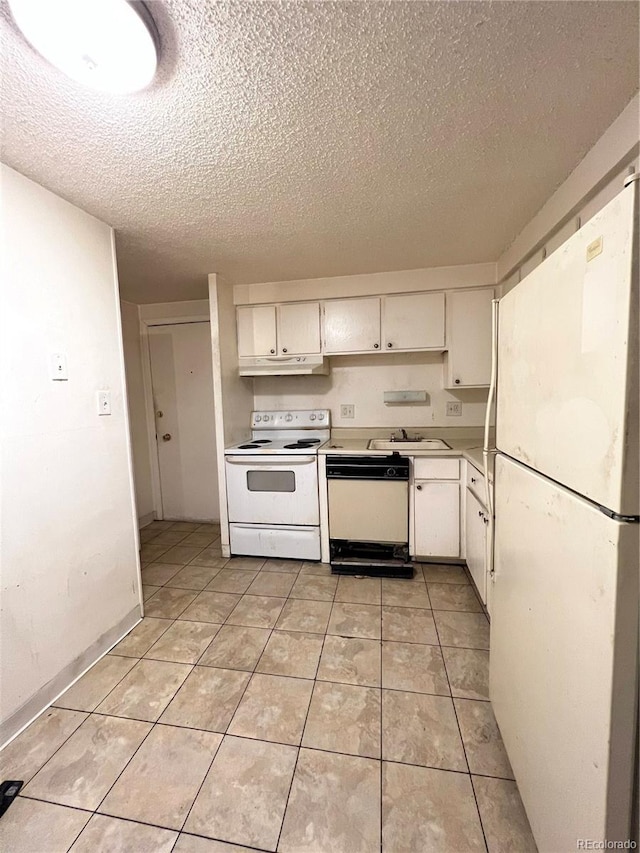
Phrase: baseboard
[
  {"left": 0, "top": 605, "right": 141, "bottom": 749},
  {"left": 138, "top": 511, "right": 156, "bottom": 528}
]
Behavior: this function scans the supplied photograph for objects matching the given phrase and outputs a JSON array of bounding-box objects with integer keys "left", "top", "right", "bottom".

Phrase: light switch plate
[
  {"left": 97, "top": 391, "right": 112, "bottom": 416},
  {"left": 446, "top": 401, "right": 462, "bottom": 416},
  {"left": 50, "top": 353, "right": 68, "bottom": 381},
  {"left": 340, "top": 404, "right": 355, "bottom": 419}
]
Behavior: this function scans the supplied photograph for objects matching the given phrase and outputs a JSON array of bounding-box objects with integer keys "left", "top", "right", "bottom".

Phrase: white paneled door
[{"left": 148, "top": 322, "right": 219, "bottom": 521}]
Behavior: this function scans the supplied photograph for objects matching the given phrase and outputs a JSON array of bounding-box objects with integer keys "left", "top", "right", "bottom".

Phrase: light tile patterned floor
[{"left": 0, "top": 520, "right": 538, "bottom": 852}]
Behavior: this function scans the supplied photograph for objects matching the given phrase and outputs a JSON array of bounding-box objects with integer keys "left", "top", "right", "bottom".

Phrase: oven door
[{"left": 225, "top": 455, "right": 319, "bottom": 525}]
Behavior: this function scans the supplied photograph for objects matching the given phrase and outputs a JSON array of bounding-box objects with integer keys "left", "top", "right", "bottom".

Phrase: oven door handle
[{"left": 225, "top": 455, "right": 316, "bottom": 466}]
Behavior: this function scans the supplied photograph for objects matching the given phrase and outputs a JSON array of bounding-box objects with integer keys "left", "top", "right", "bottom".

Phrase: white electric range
[{"left": 224, "top": 410, "right": 331, "bottom": 560}]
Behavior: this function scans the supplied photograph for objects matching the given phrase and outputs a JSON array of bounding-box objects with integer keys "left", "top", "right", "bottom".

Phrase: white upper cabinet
[
  {"left": 323, "top": 297, "right": 381, "bottom": 354},
  {"left": 237, "top": 303, "right": 321, "bottom": 357},
  {"left": 276, "top": 302, "right": 321, "bottom": 355},
  {"left": 383, "top": 292, "right": 445, "bottom": 351},
  {"left": 445, "top": 288, "right": 494, "bottom": 388},
  {"left": 237, "top": 305, "right": 277, "bottom": 357}
]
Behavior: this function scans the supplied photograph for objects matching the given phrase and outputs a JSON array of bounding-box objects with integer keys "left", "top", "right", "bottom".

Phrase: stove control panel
[{"left": 252, "top": 410, "right": 331, "bottom": 429}]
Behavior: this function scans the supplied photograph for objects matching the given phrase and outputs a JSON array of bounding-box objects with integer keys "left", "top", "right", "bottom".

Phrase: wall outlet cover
[
  {"left": 340, "top": 404, "right": 355, "bottom": 419},
  {"left": 446, "top": 401, "right": 462, "bottom": 417}
]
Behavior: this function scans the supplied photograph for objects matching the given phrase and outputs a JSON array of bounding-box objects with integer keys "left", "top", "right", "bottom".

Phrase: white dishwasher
[{"left": 326, "top": 455, "right": 413, "bottom": 578}]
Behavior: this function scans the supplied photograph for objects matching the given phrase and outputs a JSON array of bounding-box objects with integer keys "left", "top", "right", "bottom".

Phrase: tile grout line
[
  {"left": 20, "top": 542, "right": 494, "bottom": 850},
  {"left": 432, "top": 606, "right": 491, "bottom": 853},
  {"left": 379, "top": 595, "right": 384, "bottom": 853},
  {"left": 274, "top": 581, "right": 335, "bottom": 853}
]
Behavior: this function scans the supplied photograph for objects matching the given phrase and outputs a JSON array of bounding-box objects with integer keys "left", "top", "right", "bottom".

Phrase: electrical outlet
[
  {"left": 340, "top": 404, "right": 355, "bottom": 419},
  {"left": 446, "top": 401, "right": 462, "bottom": 417}
]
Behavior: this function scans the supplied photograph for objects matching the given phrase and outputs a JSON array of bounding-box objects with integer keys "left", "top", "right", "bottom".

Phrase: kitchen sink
[{"left": 367, "top": 439, "right": 451, "bottom": 451}]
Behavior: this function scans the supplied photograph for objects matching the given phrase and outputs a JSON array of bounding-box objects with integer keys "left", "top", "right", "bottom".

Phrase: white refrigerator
[{"left": 489, "top": 177, "right": 639, "bottom": 852}]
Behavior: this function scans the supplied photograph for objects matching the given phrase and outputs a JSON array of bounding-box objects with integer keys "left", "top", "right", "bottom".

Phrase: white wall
[
  {"left": 209, "top": 274, "right": 255, "bottom": 555},
  {"left": 234, "top": 262, "right": 496, "bottom": 305},
  {"left": 121, "top": 301, "right": 154, "bottom": 524},
  {"left": 0, "top": 166, "right": 141, "bottom": 746},
  {"left": 498, "top": 93, "right": 640, "bottom": 288},
  {"left": 253, "top": 352, "right": 488, "bottom": 428}
]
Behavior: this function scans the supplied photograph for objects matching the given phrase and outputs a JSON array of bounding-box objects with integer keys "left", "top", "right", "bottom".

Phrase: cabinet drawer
[
  {"left": 466, "top": 462, "right": 484, "bottom": 493},
  {"left": 413, "top": 458, "right": 459, "bottom": 480}
]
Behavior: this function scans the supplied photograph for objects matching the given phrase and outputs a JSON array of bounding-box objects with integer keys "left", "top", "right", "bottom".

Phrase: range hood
[{"left": 238, "top": 355, "right": 330, "bottom": 376}]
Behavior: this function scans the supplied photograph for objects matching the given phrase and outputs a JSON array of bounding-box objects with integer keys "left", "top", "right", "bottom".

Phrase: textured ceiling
[{"left": 1, "top": 1, "right": 638, "bottom": 303}]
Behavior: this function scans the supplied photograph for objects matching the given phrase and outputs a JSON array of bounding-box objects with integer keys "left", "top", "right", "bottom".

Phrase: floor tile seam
[
  {"left": 209, "top": 656, "right": 265, "bottom": 743},
  {"left": 430, "top": 605, "right": 487, "bottom": 614},
  {"left": 175, "top": 724, "right": 227, "bottom": 836},
  {"left": 295, "top": 617, "right": 332, "bottom": 754},
  {"left": 22, "top": 716, "right": 158, "bottom": 819},
  {"left": 92, "top": 654, "right": 195, "bottom": 722},
  {"left": 9, "top": 709, "right": 91, "bottom": 792},
  {"left": 135, "top": 616, "right": 177, "bottom": 657},
  {"left": 175, "top": 827, "right": 270, "bottom": 853},
  {"left": 379, "top": 592, "right": 384, "bottom": 853},
  {"left": 437, "top": 632, "right": 490, "bottom": 852},
  {"left": 52, "top": 651, "right": 161, "bottom": 720},
  {"left": 91, "top": 697, "right": 185, "bottom": 816},
  {"left": 108, "top": 627, "right": 180, "bottom": 661},
  {"left": 274, "top": 661, "right": 317, "bottom": 852},
  {"left": 16, "top": 791, "right": 94, "bottom": 815},
  {"left": 93, "top": 801, "right": 205, "bottom": 836}
]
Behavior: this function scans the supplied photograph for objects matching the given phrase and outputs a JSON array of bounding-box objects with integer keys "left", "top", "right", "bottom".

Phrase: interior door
[
  {"left": 491, "top": 454, "right": 637, "bottom": 851},
  {"left": 148, "top": 322, "right": 219, "bottom": 521}
]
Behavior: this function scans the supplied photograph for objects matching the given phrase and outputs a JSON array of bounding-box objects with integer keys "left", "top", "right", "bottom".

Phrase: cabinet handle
[
  {"left": 471, "top": 477, "right": 477, "bottom": 483},
  {"left": 416, "top": 484, "right": 422, "bottom": 491},
  {"left": 387, "top": 342, "right": 393, "bottom": 348},
  {"left": 373, "top": 342, "right": 380, "bottom": 348},
  {"left": 455, "top": 378, "right": 461, "bottom": 385},
  {"left": 270, "top": 348, "right": 276, "bottom": 354},
  {"left": 282, "top": 347, "right": 288, "bottom": 353}
]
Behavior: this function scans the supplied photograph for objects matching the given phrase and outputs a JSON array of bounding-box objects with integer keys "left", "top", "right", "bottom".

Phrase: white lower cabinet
[
  {"left": 413, "top": 480, "right": 460, "bottom": 558},
  {"left": 465, "top": 487, "right": 488, "bottom": 603}
]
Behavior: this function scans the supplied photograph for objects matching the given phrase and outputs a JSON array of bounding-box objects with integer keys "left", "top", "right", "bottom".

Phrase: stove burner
[
  {"left": 253, "top": 439, "right": 272, "bottom": 444},
  {"left": 238, "top": 443, "right": 262, "bottom": 449},
  {"left": 283, "top": 441, "right": 315, "bottom": 449},
  {"left": 301, "top": 438, "right": 321, "bottom": 444}
]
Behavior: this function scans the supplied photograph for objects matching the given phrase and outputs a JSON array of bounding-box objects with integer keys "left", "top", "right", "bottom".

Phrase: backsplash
[{"left": 253, "top": 352, "right": 489, "bottom": 427}]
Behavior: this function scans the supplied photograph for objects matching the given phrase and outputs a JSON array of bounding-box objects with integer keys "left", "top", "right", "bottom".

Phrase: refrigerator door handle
[{"left": 483, "top": 297, "right": 499, "bottom": 579}]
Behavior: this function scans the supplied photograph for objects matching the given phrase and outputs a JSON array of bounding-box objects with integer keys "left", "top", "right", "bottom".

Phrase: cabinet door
[
  {"left": 323, "top": 298, "right": 381, "bottom": 353},
  {"left": 237, "top": 305, "right": 277, "bottom": 357},
  {"left": 445, "top": 288, "right": 494, "bottom": 387},
  {"left": 277, "top": 302, "right": 321, "bottom": 355},
  {"left": 383, "top": 292, "right": 445, "bottom": 351},
  {"left": 465, "top": 487, "right": 487, "bottom": 602},
  {"left": 414, "top": 481, "right": 460, "bottom": 558}
]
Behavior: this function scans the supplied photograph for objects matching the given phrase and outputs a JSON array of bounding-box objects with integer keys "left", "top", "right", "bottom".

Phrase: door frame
[{"left": 140, "top": 312, "right": 211, "bottom": 521}]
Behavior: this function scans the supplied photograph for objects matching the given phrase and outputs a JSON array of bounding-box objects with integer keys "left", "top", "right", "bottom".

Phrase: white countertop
[{"left": 318, "top": 428, "right": 491, "bottom": 478}]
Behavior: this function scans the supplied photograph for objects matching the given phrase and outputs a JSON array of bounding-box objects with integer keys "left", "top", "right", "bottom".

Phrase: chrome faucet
[{"left": 400, "top": 428, "right": 408, "bottom": 440}]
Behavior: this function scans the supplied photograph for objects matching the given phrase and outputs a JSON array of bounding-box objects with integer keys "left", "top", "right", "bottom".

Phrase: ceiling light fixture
[{"left": 8, "top": 0, "right": 158, "bottom": 94}]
